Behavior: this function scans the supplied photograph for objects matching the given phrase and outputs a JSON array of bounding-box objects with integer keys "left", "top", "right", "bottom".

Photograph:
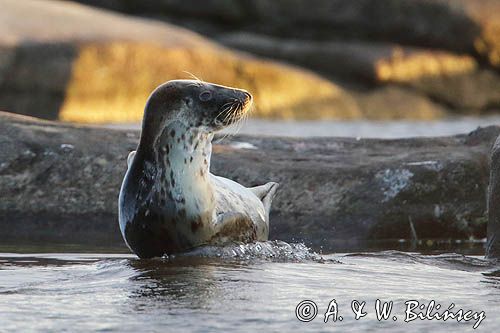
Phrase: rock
[
  {"left": 0, "top": 0, "right": 360, "bottom": 122},
  {"left": 409, "top": 69, "right": 500, "bottom": 112},
  {"left": 487, "top": 135, "right": 500, "bottom": 258},
  {"left": 220, "top": 33, "right": 500, "bottom": 113},
  {"left": 466, "top": 0, "right": 500, "bottom": 69},
  {"left": 76, "top": 0, "right": 500, "bottom": 69},
  {"left": 352, "top": 86, "right": 446, "bottom": 120},
  {"left": 220, "top": 33, "right": 500, "bottom": 115},
  {"left": 1, "top": 111, "right": 497, "bottom": 252},
  {"left": 218, "top": 33, "right": 478, "bottom": 84},
  {"left": 68, "top": 1, "right": 500, "bottom": 115}
]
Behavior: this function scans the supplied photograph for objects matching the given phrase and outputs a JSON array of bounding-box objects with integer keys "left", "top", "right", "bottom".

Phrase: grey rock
[
  {"left": 1, "top": 111, "right": 497, "bottom": 252},
  {"left": 487, "top": 135, "right": 500, "bottom": 258}
]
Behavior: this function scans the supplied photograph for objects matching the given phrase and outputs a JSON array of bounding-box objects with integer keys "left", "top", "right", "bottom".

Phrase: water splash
[{"left": 166, "top": 240, "right": 340, "bottom": 263}]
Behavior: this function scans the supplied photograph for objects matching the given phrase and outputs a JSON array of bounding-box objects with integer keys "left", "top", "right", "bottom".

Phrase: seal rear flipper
[
  {"left": 249, "top": 182, "right": 279, "bottom": 200},
  {"left": 250, "top": 182, "right": 279, "bottom": 215}
]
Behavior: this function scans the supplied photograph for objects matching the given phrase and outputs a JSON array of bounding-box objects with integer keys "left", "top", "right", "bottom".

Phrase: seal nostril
[{"left": 242, "top": 91, "right": 252, "bottom": 103}]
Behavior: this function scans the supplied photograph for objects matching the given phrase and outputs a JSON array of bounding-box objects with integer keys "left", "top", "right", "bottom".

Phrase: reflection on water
[{"left": 1, "top": 245, "right": 500, "bottom": 332}]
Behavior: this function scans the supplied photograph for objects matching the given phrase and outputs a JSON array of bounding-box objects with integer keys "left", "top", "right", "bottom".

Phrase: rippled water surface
[{"left": 1, "top": 243, "right": 499, "bottom": 332}]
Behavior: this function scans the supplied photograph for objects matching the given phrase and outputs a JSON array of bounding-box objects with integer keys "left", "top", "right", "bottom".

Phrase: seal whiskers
[{"left": 215, "top": 98, "right": 249, "bottom": 143}]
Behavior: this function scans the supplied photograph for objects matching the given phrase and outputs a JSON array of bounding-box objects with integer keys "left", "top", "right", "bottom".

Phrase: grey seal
[{"left": 118, "top": 80, "right": 279, "bottom": 258}]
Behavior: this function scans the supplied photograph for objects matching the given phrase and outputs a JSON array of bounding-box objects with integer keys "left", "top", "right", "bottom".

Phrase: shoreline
[{"left": 103, "top": 115, "right": 500, "bottom": 139}]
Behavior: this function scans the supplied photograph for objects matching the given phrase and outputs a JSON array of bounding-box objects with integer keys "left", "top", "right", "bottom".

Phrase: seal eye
[{"left": 199, "top": 91, "right": 212, "bottom": 102}]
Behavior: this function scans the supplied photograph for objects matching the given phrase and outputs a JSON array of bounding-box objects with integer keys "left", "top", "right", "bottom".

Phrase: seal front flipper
[
  {"left": 249, "top": 182, "right": 279, "bottom": 216},
  {"left": 126, "top": 150, "right": 136, "bottom": 168},
  {"left": 211, "top": 212, "right": 258, "bottom": 244}
]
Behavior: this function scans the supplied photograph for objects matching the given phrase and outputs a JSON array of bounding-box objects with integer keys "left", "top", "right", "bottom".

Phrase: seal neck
[
  {"left": 138, "top": 121, "right": 213, "bottom": 166},
  {"left": 166, "top": 122, "right": 215, "bottom": 215},
  {"left": 136, "top": 121, "right": 215, "bottom": 215},
  {"left": 155, "top": 122, "right": 213, "bottom": 172}
]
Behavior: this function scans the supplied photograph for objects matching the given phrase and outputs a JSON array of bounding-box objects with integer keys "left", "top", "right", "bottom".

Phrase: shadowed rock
[
  {"left": 77, "top": 0, "right": 500, "bottom": 69},
  {"left": 0, "top": 0, "right": 359, "bottom": 122},
  {"left": 70, "top": 0, "right": 500, "bottom": 118},
  {"left": 219, "top": 33, "right": 478, "bottom": 83},
  {"left": 219, "top": 33, "right": 500, "bottom": 114},
  {"left": 1, "top": 111, "right": 497, "bottom": 252}
]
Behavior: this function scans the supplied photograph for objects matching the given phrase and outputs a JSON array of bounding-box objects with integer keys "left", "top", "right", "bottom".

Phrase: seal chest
[{"left": 118, "top": 80, "right": 279, "bottom": 258}]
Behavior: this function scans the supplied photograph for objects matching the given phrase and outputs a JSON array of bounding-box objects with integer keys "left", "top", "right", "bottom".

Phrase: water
[
  {"left": 107, "top": 115, "right": 500, "bottom": 138},
  {"left": 1, "top": 242, "right": 499, "bottom": 332}
]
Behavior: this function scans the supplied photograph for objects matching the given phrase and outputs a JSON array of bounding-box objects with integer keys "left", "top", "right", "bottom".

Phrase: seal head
[{"left": 139, "top": 80, "right": 252, "bottom": 142}]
